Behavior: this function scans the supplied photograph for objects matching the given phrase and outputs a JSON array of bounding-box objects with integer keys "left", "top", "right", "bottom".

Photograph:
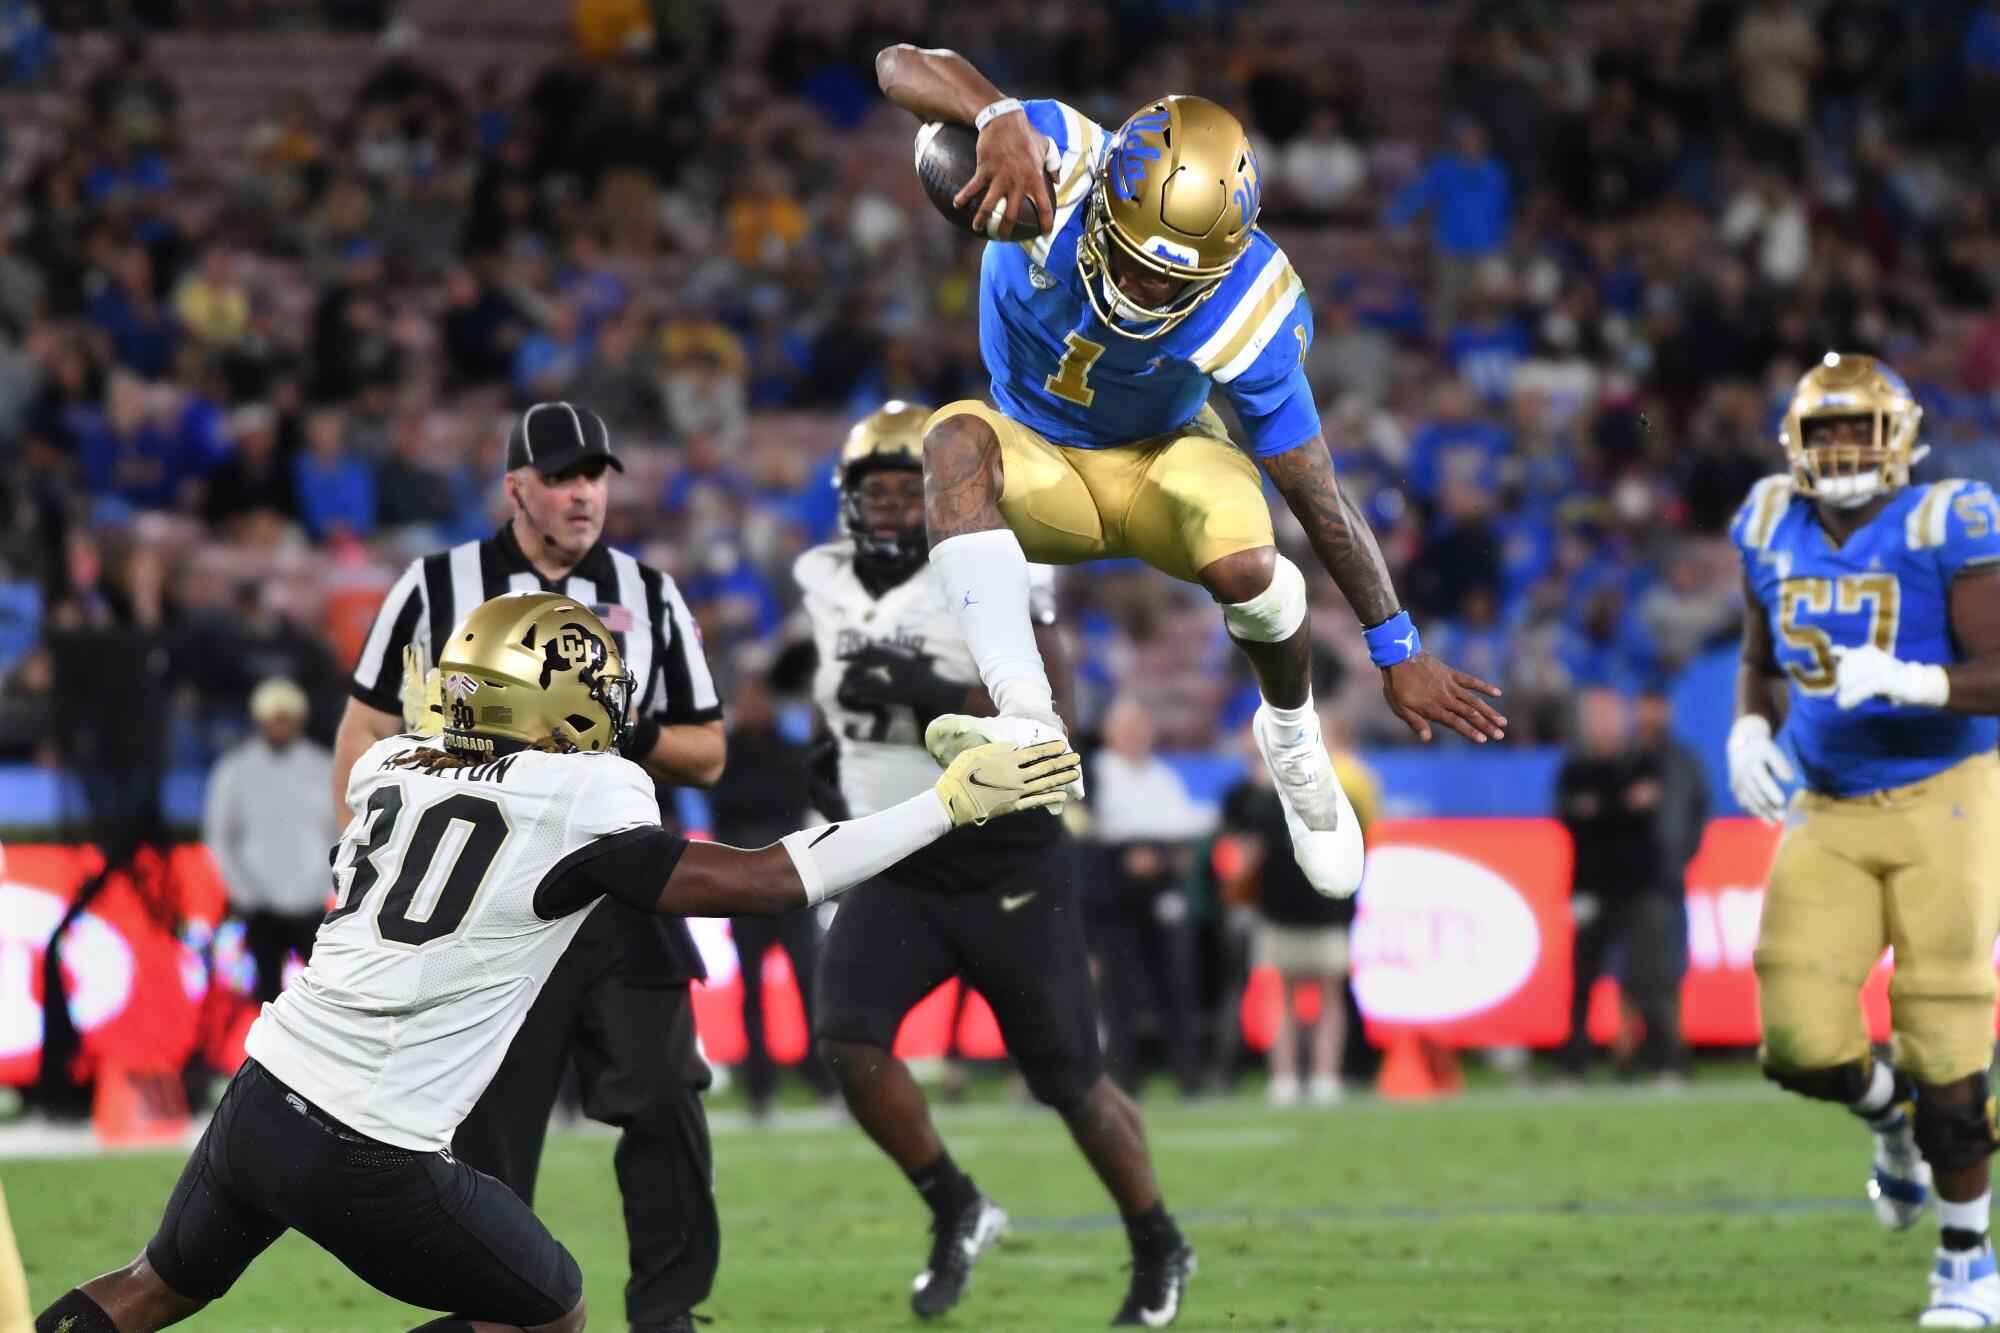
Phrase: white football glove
[
  {"left": 1831, "top": 645, "right": 1950, "bottom": 711},
  {"left": 1727, "top": 714, "right": 1795, "bottom": 825}
]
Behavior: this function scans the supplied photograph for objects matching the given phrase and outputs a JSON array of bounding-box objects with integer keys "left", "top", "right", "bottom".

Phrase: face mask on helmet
[
  {"left": 841, "top": 460, "right": 928, "bottom": 582},
  {"left": 1781, "top": 353, "right": 1926, "bottom": 508},
  {"left": 1077, "top": 192, "right": 1229, "bottom": 339}
]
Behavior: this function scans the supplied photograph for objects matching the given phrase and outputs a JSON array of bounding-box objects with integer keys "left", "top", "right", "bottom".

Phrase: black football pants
[{"left": 453, "top": 905, "right": 717, "bottom": 1331}]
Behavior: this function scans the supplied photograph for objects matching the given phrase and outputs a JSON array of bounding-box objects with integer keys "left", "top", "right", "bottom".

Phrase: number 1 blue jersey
[
  {"left": 977, "top": 99, "right": 1321, "bottom": 458},
  {"left": 1731, "top": 476, "right": 2000, "bottom": 796}
]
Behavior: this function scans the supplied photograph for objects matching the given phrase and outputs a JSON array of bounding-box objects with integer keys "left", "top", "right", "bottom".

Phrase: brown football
[{"left": 914, "top": 120, "right": 1044, "bottom": 239}]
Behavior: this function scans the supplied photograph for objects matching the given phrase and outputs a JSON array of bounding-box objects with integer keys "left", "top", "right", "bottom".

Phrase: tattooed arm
[{"left": 1261, "top": 438, "right": 1507, "bottom": 742}]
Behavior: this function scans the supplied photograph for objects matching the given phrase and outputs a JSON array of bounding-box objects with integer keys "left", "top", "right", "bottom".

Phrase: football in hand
[{"left": 914, "top": 121, "right": 1044, "bottom": 240}]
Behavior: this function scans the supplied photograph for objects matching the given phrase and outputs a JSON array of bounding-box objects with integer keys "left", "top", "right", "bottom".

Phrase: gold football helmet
[
  {"left": 838, "top": 399, "right": 933, "bottom": 577},
  {"left": 1078, "top": 95, "right": 1261, "bottom": 339},
  {"left": 426, "top": 592, "right": 634, "bottom": 755},
  {"left": 1780, "top": 352, "right": 1926, "bottom": 506}
]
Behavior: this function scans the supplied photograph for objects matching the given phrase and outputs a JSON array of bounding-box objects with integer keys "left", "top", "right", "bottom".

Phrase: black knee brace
[
  {"left": 1762, "top": 1058, "right": 1874, "bottom": 1105},
  {"left": 1913, "top": 1074, "right": 2000, "bottom": 1174}
]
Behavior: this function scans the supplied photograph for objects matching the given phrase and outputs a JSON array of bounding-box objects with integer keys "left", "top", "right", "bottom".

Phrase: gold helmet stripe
[
  {"left": 1908, "top": 479, "right": 1966, "bottom": 550},
  {"left": 1192, "top": 252, "right": 1299, "bottom": 378}
]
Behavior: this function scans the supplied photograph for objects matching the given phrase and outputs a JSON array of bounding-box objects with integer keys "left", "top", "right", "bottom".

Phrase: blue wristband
[{"left": 1363, "top": 611, "right": 1421, "bottom": 668}]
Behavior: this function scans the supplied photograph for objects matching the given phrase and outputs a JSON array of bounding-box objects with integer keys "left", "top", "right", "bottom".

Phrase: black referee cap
[{"left": 506, "top": 402, "right": 624, "bottom": 476}]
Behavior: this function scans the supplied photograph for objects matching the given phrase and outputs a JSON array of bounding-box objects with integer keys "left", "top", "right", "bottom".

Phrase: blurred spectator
[
  {"left": 661, "top": 318, "right": 747, "bottom": 448},
  {"left": 1223, "top": 712, "right": 1378, "bottom": 1107},
  {"left": 1273, "top": 106, "right": 1368, "bottom": 222},
  {"left": 294, "top": 407, "right": 375, "bottom": 542},
  {"left": 0, "top": 226, "right": 44, "bottom": 337},
  {"left": 513, "top": 297, "right": 590, "bottom": 402},
  {"left": 172, "top": 246, "right": 249, "bottom": 349},
  {"left": 1638, "top": 550, "right": 1737, "bottom": 672},
  {"left": 201, "top": 678, "right": 335, "bottom": 1004},
  {"left": 1304, "top": 293, "right": 1393, "bottom": 408},
  {"left": 440, "top": 261, "right": 531, "bottom": 391},
  {"left": 1386, "top": 116, "right": 1512, "bottom": 325},
  {"left": 0, "top": 1, "right": 51, "bottom": 88},
  {"left": 709, "top": 673, "right": 833, "bottom": 1118},
  {"left": 1555, "top": 688, "right": 1680, "bottom": 1079},
  {"left": 568, "top": 306, "right": 661, "bottom": 436},
  {"left": 376, "top": 415, "right": 465, "bottom": 535},
  {"left": 86, "top": 246, "right": 178, "bottom": 377},
  {"left": 1405, "top": 379, "right": 1508, "bottom": 504},
  {"left": 85, "top": 36, "right": 178, "bottom": 150},
  {"left": 1721, "top": 170, "right": 1810, "bottom": 289},
  {"left": 310, "top": 241, "right": 402, "bottom": 401},
  {"left": 1087, "top": 695, "right": 1212, "bottom": 1098},
  {"left": 76, "top": 371, "right": 180, "bottom": 512},
  {"left": 1733, "top": 0, "right": 1819, "bottom": 171}
]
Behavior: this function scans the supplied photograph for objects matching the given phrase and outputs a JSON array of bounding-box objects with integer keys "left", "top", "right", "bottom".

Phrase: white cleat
[
  {"left": 925, "top": 713, "right": 1084, "bottom": 804},
  {"left": 1922, "top": 1244, "right": 2000, "bottom": 1327},
  {"left": 1251, "top": 704, "right": 1364, "bottom": 898},
  {"left": 1871, "top": 1142, "right": 1932, "bottom": 1231}
]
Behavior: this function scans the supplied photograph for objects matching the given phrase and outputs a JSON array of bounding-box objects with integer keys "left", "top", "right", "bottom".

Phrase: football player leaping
[
  {"left": 31, "top": 593, "right": 1075, "bottom": 1333},
  {"left": 1729, "top": 353, "right": 2000, "bottom": 1328},
  {"left": 799, "top": 402, "right": 1193, "bottom": 1326},
  {"left": 875, "top": 46, "right": 1505, "bottom": 899}
]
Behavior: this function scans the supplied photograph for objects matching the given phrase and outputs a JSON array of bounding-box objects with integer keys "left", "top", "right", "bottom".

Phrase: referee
[{"left": 331, "top": 401, "right": 726, "bottom": 1333}]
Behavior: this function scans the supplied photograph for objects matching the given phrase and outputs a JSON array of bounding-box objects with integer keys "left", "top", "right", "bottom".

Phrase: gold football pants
[
  {"left": 0, "top": 1180, "right": 27, "bottom": 1333},
  {"left": 924, "top": 401, "right": 1276, "bottom": 585},
  {"left": 1755, "top": 752, "right": 2000, "bottom": 1085}
]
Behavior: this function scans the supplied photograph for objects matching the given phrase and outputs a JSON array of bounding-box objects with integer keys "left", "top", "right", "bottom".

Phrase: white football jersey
[
  {"left": 245, "top": 733, "right": 663, "bottom": 1151},
  {"left": 794, "top": 542, "right": 1053, "bottom": 817}
]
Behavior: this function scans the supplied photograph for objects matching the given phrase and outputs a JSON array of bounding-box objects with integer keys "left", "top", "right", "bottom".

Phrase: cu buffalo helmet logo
[{"left": 539, "top": 621, "right": 608, "bottom": 689}]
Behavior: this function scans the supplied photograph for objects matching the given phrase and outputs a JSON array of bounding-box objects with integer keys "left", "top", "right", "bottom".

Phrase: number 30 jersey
[
  {"left": 795, "top": 541, "right": 1059, "bottom": 892},
  {"left": 245, "top": 735, "right": 677, "bottom": 1151},
  {"left": 1732, "top": 476, "right": 2000, "bottom": 796}
]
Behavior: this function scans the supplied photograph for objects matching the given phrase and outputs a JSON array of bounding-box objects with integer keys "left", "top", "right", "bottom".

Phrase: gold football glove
[{"left": 933, "top": 739, "right": 1081, "bottom": 827}]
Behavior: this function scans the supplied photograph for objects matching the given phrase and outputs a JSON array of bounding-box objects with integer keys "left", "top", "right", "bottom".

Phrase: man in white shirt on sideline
[{"left": 202, "top": 678, "right": 336, "bottom": 1002}]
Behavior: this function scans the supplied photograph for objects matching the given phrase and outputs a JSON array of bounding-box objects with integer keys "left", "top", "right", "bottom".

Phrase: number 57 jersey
[
  {"left": 1732, "top": 475, "right": 2000, "bottom": 797},
  {"left": 244, "top": 735, "right": 675, "bottom": 1151}
]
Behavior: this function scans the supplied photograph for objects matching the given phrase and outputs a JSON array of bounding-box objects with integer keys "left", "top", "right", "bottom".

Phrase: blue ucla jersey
[
  {"left": 1732, "top": 475, "right": 2000, "bottom": 796},
  {"left": 976, "top": 99, "right": 1320, "bottom": 458}
]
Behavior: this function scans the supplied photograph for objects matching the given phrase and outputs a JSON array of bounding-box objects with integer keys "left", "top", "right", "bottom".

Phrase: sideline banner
[{"left": 3, "top": 819, "right": 1946, "bottom": 1086}]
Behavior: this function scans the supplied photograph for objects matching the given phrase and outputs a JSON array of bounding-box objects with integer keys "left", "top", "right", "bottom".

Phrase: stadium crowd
[{"left": 4, "top": 0, "right": 2000, "bottom": 772}]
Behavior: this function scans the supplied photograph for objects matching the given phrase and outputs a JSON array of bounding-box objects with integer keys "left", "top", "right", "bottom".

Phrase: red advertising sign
[
  {"left": 6, "top": 819, "right": 1980, "bottom": 1085},
  {"left": 0, "top": 844, "right": 237, "bottom": 1087},
  {"left": 1346, "top": 819, "right": 1575, "bottom": 1049}
]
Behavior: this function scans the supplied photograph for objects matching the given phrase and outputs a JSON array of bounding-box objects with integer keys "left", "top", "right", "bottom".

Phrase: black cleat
[
  {"left": 911, "top": 1194, "right": 1008, "bottom": 1319},
  {"left": 1112, "top": 1240, "right": 1196, "bottom": 1327}
]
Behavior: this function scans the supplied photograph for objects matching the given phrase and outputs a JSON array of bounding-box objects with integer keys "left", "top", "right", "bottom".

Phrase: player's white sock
[
  {"left": 1854, "top": 1060, "right": 1920, "bottom": 1156},
  {"left": 928, "top": 529, "right": 1058, "bottom": 726},
  {"left": 1942, "top": 1193, "right": 1992, "bottom": 1248},
  {"left": 1262, "top": 694, "right": 1316, "bottom": 735}
]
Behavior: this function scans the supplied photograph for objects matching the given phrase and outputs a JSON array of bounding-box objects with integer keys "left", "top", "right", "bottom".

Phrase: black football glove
[
  {"left": 835, "top": 643, "right": 968, "bottom": 726},
  {"left": 804, "top": 733, "right": 850, "bottom": 822}
]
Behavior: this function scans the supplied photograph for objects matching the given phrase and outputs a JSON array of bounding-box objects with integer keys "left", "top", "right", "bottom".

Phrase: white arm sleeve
[{"left": 779, "top": 790, "right": 953, "bottom": 905}]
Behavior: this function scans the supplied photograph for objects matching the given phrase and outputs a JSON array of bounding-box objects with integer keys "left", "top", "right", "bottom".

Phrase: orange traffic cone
[
  {"left": 1375, "top": 1030, "right": 1465, "bottom": 1101},
  {"left": 93, "top": 1062, "right": 190, "bottom": 1148}
]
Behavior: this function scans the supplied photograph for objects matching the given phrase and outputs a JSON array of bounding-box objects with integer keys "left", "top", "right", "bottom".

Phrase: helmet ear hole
[{"left": 565, "top": 713, "right": 596, "bottom": 734}]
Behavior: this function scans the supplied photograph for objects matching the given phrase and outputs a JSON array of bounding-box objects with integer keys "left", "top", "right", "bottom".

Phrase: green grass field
[{"left": 4, "top": 1075, "right": 1955, "bottom": 1331}]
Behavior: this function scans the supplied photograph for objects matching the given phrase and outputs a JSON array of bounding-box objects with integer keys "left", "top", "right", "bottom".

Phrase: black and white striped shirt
[
  {"left": 347, "top": 522, "right": 722, "bottom": 983},
  {"left": 349, "top": 522, "right": 721, "bottom": 730}
]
